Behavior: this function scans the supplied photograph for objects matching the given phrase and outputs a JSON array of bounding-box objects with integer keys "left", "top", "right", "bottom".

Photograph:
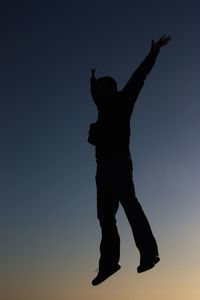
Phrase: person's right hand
[{"left": 91, "top": 68, "right": 96, "bottom": 78}]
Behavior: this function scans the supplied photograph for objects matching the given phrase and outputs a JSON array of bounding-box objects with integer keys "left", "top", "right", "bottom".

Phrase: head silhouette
[{"left": 95, "top": 76, "right": 118, "bottom": 104}]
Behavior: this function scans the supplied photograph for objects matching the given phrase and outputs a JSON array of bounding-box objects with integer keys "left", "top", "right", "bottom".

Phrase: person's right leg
[
  {"left": 92, "top": 173, "right": 121, "bottom": 285},
  {"left": 95, "top": 173, "right": 120, "bottom": 267}
]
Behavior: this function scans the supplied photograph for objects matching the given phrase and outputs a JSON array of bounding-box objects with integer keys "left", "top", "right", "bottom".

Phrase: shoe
[
  {"left": 92, "top": 264, "right": 121, "bottom": 286},
  {"left": 137, "top": 255, "right": 160, "bottom": 273}
]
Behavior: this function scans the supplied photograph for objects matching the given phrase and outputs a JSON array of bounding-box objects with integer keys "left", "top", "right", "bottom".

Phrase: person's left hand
[{"left": 151, "top": 35, "right": 171, "bottom": 51}]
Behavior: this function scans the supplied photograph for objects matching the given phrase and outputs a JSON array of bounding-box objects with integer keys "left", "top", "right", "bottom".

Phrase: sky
[{"left": 0, "top": 0, "right": 200, "bottom": 299}]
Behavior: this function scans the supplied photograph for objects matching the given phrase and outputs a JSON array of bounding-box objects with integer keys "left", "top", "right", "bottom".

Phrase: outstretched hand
[
  {"left": 151, "top": 35, "right": 171, "bottom": 51},
  {"left": 91, "top": 68, "right": 96, "bottom": 79}
]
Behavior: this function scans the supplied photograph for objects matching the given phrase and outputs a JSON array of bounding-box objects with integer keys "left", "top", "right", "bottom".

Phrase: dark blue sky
[{"left": 1, "top": 1, "right": 200, "bottom": 299}]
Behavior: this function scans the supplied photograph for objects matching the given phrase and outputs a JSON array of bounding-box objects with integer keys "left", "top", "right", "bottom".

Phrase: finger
[
  {"left": 161, "top": 35, "right": 171, "bottom": 42},
  {"left": 160, "top": 34, "right": 167, "bottom": 39},
  {"left": 165, "top": 35, "right": 171, "bottom": 41},
  {"left": 151, "top": 40, "right": 155, "bottom": 49},
  {"left": 154, "top": 36, "right": 165, "bottom": 47},
  {"left": 158, "top": 35, "right": 171, "bottom": 45},
  {"left": 163, "top": 36, "right": 171, "bottom": 44}
]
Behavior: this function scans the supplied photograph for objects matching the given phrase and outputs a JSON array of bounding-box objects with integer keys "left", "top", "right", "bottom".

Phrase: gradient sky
[{"left": 1, "top": 1, "right": 200, "bottom": 299}]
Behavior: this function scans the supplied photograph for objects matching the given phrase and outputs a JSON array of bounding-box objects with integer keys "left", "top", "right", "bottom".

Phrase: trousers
[{"left": 95, "top": 154, "right": 158, "bottom": 267}]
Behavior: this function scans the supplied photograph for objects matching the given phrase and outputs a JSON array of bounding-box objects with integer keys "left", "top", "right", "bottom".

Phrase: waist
[
  {"left": 95, "top": 145, "right": 131, "bottom": 160},
  {"left": 96, "top": 150, "right": 133, "bottom": 176}
]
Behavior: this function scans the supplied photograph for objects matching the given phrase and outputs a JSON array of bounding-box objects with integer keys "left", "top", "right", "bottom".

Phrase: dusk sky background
[{"left": 0, "top": 1, "right": 200, "bottom": 299}]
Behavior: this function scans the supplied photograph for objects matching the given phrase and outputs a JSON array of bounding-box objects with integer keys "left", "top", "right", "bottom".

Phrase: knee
[
  {"left": 121, "top": 196, "right": 143, "bottom": 214},
  {"left": 97, "top": 214, "right": 117, "bottom": 230}
]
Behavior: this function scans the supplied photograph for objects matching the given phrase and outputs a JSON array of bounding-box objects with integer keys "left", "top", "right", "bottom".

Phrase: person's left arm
[{"left": 122, "top": 35, "right": 171, "bottom": 105}]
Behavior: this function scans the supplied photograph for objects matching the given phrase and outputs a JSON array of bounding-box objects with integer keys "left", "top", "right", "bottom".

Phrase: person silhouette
[{"left": 88, "top": 35, "right": 171, "bottom": 286}]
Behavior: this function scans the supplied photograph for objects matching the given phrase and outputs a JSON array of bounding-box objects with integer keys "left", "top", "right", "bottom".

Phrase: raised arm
[
  {"left": 90, "top": 68, "right": 99, "bottom": 106},
  {"left": 122, "top": 35, "right": 171, "bottom": 103}
]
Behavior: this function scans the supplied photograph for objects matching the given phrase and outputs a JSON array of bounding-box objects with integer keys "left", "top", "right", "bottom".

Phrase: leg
[
  {"left": 95, "top": 173, "right": 120, "bottom": 267},
  {"left": 92, "top": 172, "right": 121, "bottom": 286},
  {"left": 113, "top": 158, "right": 159, "bottom": 271},
  {"left": 120, "top": 180, "right": 158, "bottom": 258}
]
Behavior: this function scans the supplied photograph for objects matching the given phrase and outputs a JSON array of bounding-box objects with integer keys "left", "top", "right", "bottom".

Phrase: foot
[
  {"left": 92, "top": 264, "right": 121, "bottom": 286},
  {"left": 137, "top": 255, "right": 160, "bottom": 273}
]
